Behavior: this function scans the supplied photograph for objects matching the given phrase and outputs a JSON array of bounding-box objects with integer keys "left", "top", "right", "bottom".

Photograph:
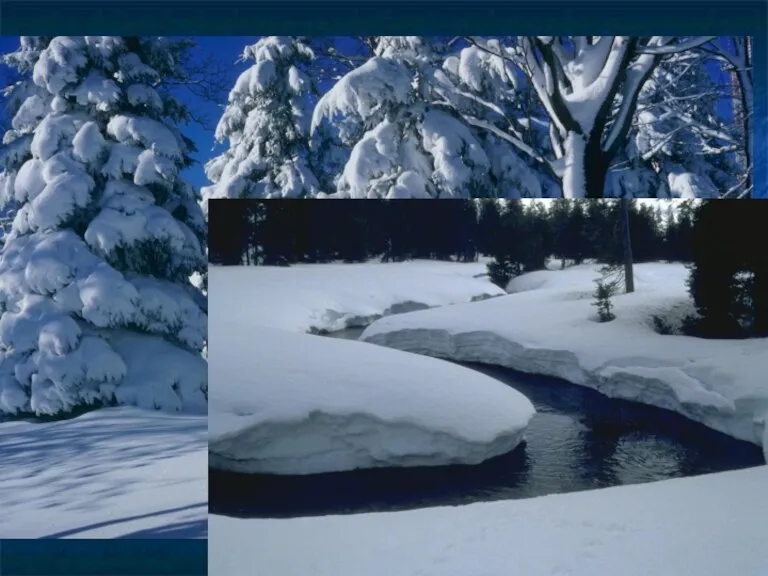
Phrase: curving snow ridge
[
  {"left": 208, "top": 323, "right": 535, "bottom": 475},
  {"left": 361, "top": 263, "right": 768, "bottom": 457},
  {"left": 208, "top": 260, "right": 504, "bottom": 334}
]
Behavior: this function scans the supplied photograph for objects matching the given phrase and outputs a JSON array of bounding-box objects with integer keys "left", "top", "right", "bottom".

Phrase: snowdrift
[
  {"left": 208, "top": 323, "right": 535, "bottom": 475},
  {"left": 361, "top": 263, "right": 768, "bottom": 455},
  {"left": 208, "top": 259, "right": 503, "bottom": 333}
]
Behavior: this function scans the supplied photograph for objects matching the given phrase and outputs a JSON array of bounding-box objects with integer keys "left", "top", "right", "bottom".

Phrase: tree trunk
[
  {"left": 562, "top": 133, "right": 587, "bottom": 198},
  {"left": 621, "top": 198, "right": 635, "bottom": 293},
  {"left": 727, "top": 36, "right": 754, "bottom": 197},
  {"left": 585, "top": 136, "right": 610, "bottom": 199},
  {"left": 562, "top": 132, "right": 610, "bottom": 199},
  {"left": 737, "top": 43, "right": 753, "bottom": 195}
]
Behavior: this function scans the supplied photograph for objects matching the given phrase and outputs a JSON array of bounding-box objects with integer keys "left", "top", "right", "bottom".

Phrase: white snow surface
[
  {"left": 0, "top": 406, "right": 206, "bottom": 538},
  {"left": 362, "top": 263, "right": 768, "bottom": 452},
  {"left": 208, "top": 323, "right": 535, "bottom": 475},
  {"left": 209, "top": 258, "right": 767, "bottom": 573},
  {"left": 667, "top": 168, "right": 720, "bottom": 198},
  {"left": 210, "top": 465, "right": 768, "bottom": 576},
  {"left": 209, "top": 259, "right": 504, "bottom": 334}
]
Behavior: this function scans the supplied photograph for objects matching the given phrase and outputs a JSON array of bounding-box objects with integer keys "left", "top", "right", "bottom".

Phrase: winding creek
[{"left": 210, "top": 322, "right": 764, "bottom": 519}]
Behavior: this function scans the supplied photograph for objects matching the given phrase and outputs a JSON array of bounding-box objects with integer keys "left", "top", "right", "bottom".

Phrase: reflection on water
[{"left": 210, "top": 333, "right": 764, "bottom": 519}]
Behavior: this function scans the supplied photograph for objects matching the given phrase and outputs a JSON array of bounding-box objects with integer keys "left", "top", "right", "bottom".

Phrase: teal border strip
[
  {"left": 0, "top": 539, "right": 207, "bottom": 575},
  {"left": 0, "top": 0, "right": 765, "bottom": 35}
]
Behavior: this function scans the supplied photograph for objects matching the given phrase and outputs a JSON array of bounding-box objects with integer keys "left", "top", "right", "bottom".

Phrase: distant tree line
[
  {"left": 210, "top": 198, "right": 768, "bottom": 339},
  {"left": 209, "top": 199, "right": 695, "bottom": 269}
]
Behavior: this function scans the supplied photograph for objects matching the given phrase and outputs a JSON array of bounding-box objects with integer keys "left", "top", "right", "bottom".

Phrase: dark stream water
[{"left": 210, "top": 328, "right": 764, "bottom": 519}]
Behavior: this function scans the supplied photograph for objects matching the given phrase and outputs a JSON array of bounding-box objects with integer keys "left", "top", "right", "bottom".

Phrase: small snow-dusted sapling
[{"left": 592, "top": 279, "right": 616, "bottom": 322}]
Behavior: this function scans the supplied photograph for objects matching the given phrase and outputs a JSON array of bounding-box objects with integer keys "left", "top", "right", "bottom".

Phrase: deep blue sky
[
  {"left": 0, "top": 36, "right": 740, "bottom": 192},
  {"left": 177, "top": 37, "right": 258, "bottom": 189}
]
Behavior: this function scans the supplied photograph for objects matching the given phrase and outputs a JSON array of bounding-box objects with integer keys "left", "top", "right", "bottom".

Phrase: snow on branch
[{"left": 636, "top": 37, "right": 718, "bottom": 55}]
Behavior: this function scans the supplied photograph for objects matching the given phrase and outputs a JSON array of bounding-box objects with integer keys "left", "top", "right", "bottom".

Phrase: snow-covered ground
[
  {"left": 0, "top": 407, "right": 207, "bottom": 538},
  {"left": 210, "top": 259, "right": 767, "bottom": 575},
  {"left": 209, "top": 259, "right": 503, "bottom": 333},
  {"left": 209, "top": 322, "right": 534, "bottom": 475},
  {"left": 210, "top": 465, "right": 768, "bottom": 576},
  {"left": 362, "top": 263, "right": 768, "bottom": 453}
]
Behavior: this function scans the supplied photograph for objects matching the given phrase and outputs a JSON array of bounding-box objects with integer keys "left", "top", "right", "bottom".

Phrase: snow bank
[
  {"left": 764, "top": 423, "right": 768, "bottom": 464},
  {"left": 362, "top": 263, "right": 768, "bottom": 453},
  {"left": 209, "top": 260, "right": 503, "bottom": 334},
  {"left": 208, "top": 323, "right": 535, "bottom": 475},
  {"left": 210, "top": 465, "right": 768, "bottom": 576},
  {"left": 0, "top": 407, "right": 206, "bottom": 538}
]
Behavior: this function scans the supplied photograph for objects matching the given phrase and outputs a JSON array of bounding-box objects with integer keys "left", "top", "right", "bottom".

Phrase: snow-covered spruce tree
[
  {"left": 0, "top": 38, "right": 52, "bottom": 252},
  {"left": 311, "top": 37, "right": 500, "bottom": 198},
  {"left": 202, "top": 36, "right": 319, "bottom": 208},
  {"left": 0, "top": 36, "right": 207, "bottom": 416}
]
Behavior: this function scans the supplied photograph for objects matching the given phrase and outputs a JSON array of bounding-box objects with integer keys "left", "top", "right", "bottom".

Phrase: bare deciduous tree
[{"left": 466, "top": 36, "right": 717, "bottom": 198}]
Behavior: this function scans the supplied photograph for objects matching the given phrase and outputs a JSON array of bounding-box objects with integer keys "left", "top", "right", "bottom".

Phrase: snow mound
[
  {"left": 209, "top": 259, "right": 503, "bottom": 334},
  {"left": 361, "top": 263, "right": 768, "bottom": 448},
  {"left": 667, "top": 169, "right": 720, "bottom": 199},
  {"left": 208, "top": 324, "right": 535, "bottom": 475}
]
